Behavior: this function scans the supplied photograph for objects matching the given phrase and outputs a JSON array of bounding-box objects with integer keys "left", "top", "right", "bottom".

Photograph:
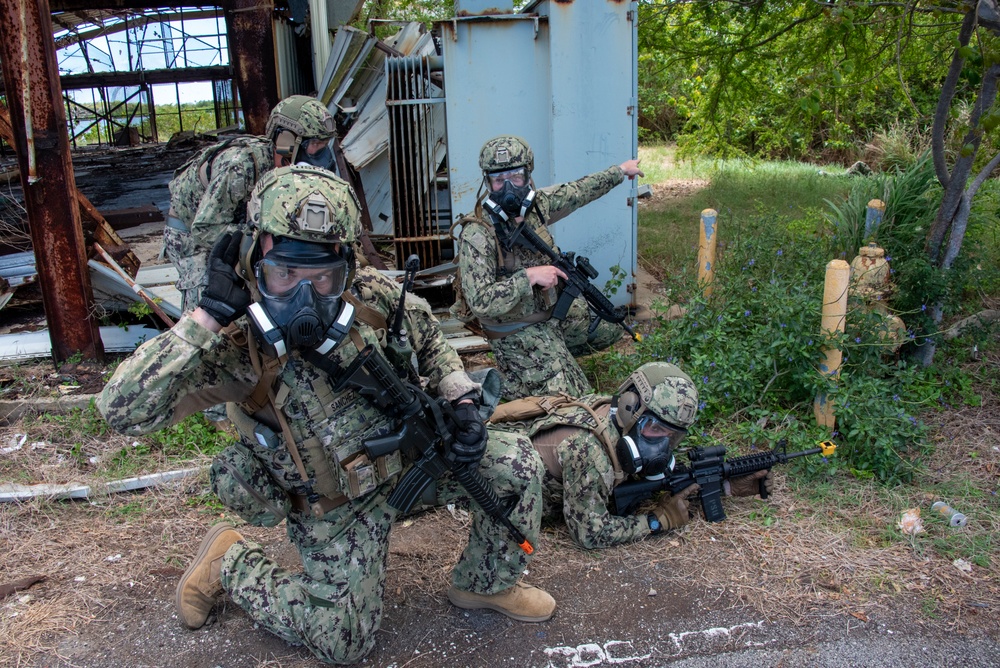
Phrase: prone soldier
[{"left": 490, "top": 362, "right": 770, "bottom": 548}]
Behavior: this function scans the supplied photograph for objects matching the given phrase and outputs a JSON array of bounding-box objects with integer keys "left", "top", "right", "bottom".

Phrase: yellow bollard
[
  {"left": 698, "top": 208, "right": 719, "bottom": 298},
  {"left": 814, "top": 259, "right": 850, "bottom": 430}
]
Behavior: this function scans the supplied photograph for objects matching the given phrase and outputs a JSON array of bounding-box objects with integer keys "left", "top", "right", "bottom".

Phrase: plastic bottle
[{"left": 931, "top": 501, "right": 967, "bottom": 528}]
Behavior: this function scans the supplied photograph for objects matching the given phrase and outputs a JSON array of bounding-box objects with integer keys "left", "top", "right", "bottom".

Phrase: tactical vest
[
  {"left": 451, "top": 196, "right": 562, "bottom": 338},
  {"left": 222, "top": 285, "right": 405, "bottom": 512},
  {"left": 489, "top": 393, "right": 626, "bottom": 488}
]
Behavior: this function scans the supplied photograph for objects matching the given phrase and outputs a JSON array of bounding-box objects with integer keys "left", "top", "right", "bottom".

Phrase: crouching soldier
[
  {"left": 98, "top": 165, "right": 553, "bottom": 665},
  {"left": 490, "top": 362, "right": 770, "bottom": 548}
]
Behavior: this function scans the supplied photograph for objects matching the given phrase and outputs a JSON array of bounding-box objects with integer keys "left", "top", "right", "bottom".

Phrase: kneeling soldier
[{"left": 99, "top": 165, "right": 553, "bottom": 664}]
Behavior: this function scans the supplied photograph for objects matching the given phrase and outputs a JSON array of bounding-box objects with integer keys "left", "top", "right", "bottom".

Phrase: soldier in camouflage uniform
[
  {"left": 454, "top": 135, "right": 644, "bottom": 399},
  {"left": 100, "top": 166, "right": 553, "bottom": 665},
  {"left": 491, "top": 362, "right": 771, "bottom": 548},
  {"left": 164, "top": 95, "right": 339, "bottom": 313}
]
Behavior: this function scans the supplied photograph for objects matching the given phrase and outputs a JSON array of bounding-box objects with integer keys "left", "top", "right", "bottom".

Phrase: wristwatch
[{"left": 647, "top": 514, "right": 662, "bottom": 534}]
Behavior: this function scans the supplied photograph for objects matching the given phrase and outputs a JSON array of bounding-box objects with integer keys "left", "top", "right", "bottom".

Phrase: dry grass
[{"left": 2, "top": 349, "right": 998, "bottom": 664}]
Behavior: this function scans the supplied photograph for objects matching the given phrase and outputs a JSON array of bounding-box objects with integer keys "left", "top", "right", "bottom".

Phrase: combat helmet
[
  {"left": 241, "top": 164, "right": 361, "bottom": 285},
  {"left": 479, "top": 135, "right": 534, "bottom": 174},
  {"left": 241, "top": 165, "right": 361, "bottom": 357},
  {"left": 266, "top": 95, "right": 337, "bottom": 166},
  {"left": 612, "top": 362, "right": 699, "bottom": 478}
]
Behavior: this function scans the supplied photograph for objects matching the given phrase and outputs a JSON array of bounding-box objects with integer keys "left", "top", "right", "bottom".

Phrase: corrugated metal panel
[
  {"left": 335, "top": 26, "right": 437, "bottom": 240},
  {"left": 274, "top": 19, "right": 307, "bottom": 98},
  {"left": 309, "top": 0, "right": 332, "bottom": 93},
  {"left": 440, "top": 2, "right": 638, "bottom": 307},
  {"left": 318, "top": 26, "right": 377, "bottom": 107},
  {"left": 386, "top": 55, "right": 450, "bottom": 266}
]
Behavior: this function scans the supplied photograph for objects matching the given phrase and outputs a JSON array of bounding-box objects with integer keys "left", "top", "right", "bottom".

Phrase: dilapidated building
[{"left": 0, "top": 0, "right": 638, "bottom": 362}]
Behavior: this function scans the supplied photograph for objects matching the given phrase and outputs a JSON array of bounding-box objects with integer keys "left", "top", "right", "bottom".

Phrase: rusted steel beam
[
  {"left": 0, "top": 102, "right": 140, "bottom": 278},
  {"left": 0, "top": 65, "right": 233, "bottom": 96},
  {"left": 0, "top": 0, "right": 104, "bottom": 363},
  {"left": 224, "top": 0, "right": 279, "bottom": 136}
]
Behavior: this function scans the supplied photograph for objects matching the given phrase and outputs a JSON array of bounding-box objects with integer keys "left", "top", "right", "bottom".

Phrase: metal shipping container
[{"left": 440, "top": 0, "right": 639, "bottom": 306}]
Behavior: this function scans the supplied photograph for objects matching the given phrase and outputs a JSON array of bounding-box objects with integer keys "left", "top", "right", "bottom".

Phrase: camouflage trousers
[
  {"left": 163, "top": 226, "right": 210, "bottom": 314},
  {"left": 491, "top": 297, "right": 624, "bottom": 399},
  {"left": 537, "top": 428, "right": 649, "bottom": 549},
  {"left": 218, "top": 429, "right": 543, "bottom": 665}
]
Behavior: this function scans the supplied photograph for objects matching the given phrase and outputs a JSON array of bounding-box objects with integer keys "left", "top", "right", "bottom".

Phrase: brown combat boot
[
  {"left": 175, "top": 522, "right": 243, "bottom": 629},
  {"left": 447, "top": 582, "right": 556, "bottom": 622}
]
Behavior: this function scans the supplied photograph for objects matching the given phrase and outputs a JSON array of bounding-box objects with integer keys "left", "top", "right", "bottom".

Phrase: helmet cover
[
  {"left": 479, "top": 135, "right": 534, "bottom": 174},
  {"left": 615, "top": 362, "right": 699, "bottom": 433}
]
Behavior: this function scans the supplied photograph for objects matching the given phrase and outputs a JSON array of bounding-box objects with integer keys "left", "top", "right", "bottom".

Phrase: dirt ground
[{"left": 1, "top": 175, "right": 999, "bottom": 667}]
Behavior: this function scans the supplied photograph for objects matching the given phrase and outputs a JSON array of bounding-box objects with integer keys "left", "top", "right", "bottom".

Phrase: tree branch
[{"left": 931, "top": 7, "right": 977, "bottom": 189}]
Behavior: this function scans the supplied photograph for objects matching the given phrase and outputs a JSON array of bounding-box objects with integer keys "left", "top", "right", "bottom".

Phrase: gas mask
[
  {"left": 484, "top": 167, "right": 534, "bottom": 219},
  {"left": 275, "top": 132, "right": 336, "bottom": 171},
  {"left": 296, "top": 139, "right": 336, "bottom": 171},
  {"left": 613, "top": 413, "right": 687, "bottom": 480},
  {"left": 246, "top": 238, "right": 356, "bottom": 358}
]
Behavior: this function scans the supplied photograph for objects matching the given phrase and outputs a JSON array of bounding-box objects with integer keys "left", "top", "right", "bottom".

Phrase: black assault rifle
[
  {"left": 611, "top": 440, "right": 837, "bottom": 522},
  {"left": 483, "top": 197, "right": 641, "bottom": 342},
  {"left": 327, "top": 344, "right": 534, "bottom": 555}
]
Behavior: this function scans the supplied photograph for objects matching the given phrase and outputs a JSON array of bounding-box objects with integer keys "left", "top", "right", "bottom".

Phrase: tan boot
[
  {"left": 175, "top": 523, "right": 243, "bottom": 629},
  {"left": 447, "top": 582, "right": 555, "bottom": 622}
]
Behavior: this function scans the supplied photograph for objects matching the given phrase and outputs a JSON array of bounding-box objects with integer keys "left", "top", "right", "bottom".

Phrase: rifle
[
  {"left": 611, "top": 440, "right": 836, "bottom": 522},
  {"left": 329, "top": 344, "right": 534, "bottom": 555},
  {"left": 483, "top": 196, "right": 641, "bottom": 342},
  {"left": 384, "top": 254, "right": 420, "bottom": 379}
]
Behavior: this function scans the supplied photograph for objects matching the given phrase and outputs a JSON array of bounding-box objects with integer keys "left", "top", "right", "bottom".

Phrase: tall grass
[{"left": 637, "top": 144, "right": 854, "bottom": 280}]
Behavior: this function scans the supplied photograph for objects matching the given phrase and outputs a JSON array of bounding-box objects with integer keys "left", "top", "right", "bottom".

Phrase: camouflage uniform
[
  {"left": 98, "top": 264, "right": 543, "bottom": 664},
  {"left": 165, "top": 136, "right": 275, "bottom": 312},
  {"left": 512, "top": 397, "right": 651, "bottom": 549},
  {"left": 456, "top": 166, "right": 627, "bottom": 399}
]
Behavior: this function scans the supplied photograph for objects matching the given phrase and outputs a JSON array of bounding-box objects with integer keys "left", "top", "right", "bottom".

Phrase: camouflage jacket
[
  {"left": 168, "top": 136, "right": 275, "bottom": 249},
  {"left": 455, "top": 165, "right": 624, "bottom": 325},
  {"left": 98, "top": 266, "right": 477, "bottom": 501},
  {"left": 509, "top": 394, "right": 650, "bottom": 548}
]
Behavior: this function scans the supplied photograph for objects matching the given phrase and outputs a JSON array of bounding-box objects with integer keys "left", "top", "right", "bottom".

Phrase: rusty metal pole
[
  {"left": 0, "top": 0, "right": 104, "bottom": 363},
  {"left": 224, "top": 0, "right": 280, "bottom": 136}
]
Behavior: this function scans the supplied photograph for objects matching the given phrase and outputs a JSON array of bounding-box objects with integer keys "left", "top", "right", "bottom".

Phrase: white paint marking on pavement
[
  {"left": 668, "top": 620, "right": 765, "bottom": 653},
  {"left": 543, "top": 639, "right": 651, "bottom": 668}
]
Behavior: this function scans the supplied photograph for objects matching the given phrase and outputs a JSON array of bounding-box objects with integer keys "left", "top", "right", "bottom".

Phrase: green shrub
[{"left": 613, "top": 215, "right": 932, "bottom": 483}]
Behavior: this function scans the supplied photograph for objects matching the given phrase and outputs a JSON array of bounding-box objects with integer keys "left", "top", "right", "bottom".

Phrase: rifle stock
[{"left": 611, "top": 440, "right": 836, "bottom": 522}]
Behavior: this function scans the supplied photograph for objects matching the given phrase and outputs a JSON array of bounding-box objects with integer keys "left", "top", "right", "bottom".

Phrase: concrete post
[
  {"left": 865, "top": 199, "right": 885, "bottom": 238},
  {"left": 814, "top": 259, "right": 850, "bottom": 429},
  {"left": 698, "top": 208, "right": 718, "bottom": 297}
]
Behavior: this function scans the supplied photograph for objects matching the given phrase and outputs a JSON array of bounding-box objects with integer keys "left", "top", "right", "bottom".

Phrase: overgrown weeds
[{"left": 2, "top": 404, "right": 233, "bottom": 484}]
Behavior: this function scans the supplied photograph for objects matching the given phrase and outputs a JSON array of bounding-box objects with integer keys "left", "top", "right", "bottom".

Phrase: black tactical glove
[
  {"left": 198, "top": 232, "right": 251, "bottom": 327},
  {"left": 726, "top": 469, "right": 773, "bottom": 498},
  {"left": 652, "top": 483, "right": 700, "bottom": 531},
  {"left": 450, "top": 397, "right": 488, "bottom": 465}
]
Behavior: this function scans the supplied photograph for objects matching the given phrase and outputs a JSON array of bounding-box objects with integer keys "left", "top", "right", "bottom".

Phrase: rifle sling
[{"left": 478, "top": 309, "right": 554, "bottom": 339}]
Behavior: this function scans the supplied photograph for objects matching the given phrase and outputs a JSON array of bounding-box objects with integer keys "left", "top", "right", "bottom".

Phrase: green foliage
[
  {"left": 824, "top": 153, "right": 1000, "bottom": 346},
  {"left": 25, "top": 401, "right": 110, "bottom": 441},
  {"left": 147, "top": 413, "right": 235, "bottom": 459},
  {"left": 604, "top": 264, "right": 627, "bottom": 297},
  {"left": 612, "top": 212, "right": 935, "bottom": 483},
  {"left": 636, "top": 2, "right": 981, "bottom": 162}
]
